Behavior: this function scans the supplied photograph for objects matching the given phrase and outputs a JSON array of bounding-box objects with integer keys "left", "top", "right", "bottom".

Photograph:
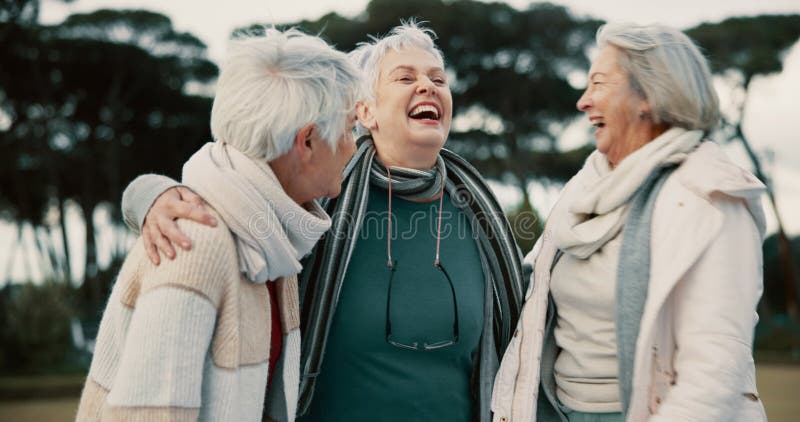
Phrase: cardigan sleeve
[
  {"left": 80, "top": 216, "right": 239, "bottom": 421},
  {"left": 121, "top": 174, "right": 182, "bottom": 234},
  {"left": 649, "top": 198, "right": 765, "bottom": 421},
  {"left": 103, "top": 285, "right": 216, "bottom": 421}
]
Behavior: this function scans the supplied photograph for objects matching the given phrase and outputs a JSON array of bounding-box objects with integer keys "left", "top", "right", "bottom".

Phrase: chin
[
  {"left": 326, "top": 187, "right": 342, "bottom": 199},
  {"left": 410, "top": 131, "right": 448, "bottom": 148},
  {"left": 595, "top": 137, "right": 611, "bottom": 155}
]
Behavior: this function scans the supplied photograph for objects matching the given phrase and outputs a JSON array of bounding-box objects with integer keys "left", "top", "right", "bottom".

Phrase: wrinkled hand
[{"left": 142, "top": 186, "right": 216, "bottom": 265}]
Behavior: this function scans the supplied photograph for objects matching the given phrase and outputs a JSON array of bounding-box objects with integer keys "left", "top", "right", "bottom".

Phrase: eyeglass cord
[{"left": 386, "top": 165, "right": 446, "bottom": 269}]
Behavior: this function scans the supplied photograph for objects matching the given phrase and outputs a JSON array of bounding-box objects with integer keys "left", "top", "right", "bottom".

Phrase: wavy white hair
[
  {"left": 597, "top": 23, "right": 720, "bottom": 131},
  {"left": 210, "top": 27, "right": 363, "bottom": 160}
]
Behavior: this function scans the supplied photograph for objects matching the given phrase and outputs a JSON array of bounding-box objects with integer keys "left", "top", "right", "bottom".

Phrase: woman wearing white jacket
[{"left": 491, "top": 23, "right": 768, "bottom": 422}]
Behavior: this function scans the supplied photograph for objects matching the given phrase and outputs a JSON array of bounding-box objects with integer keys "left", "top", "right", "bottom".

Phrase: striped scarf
[{"left": 297, "top": 137, "right": 526, "bottom": 421}]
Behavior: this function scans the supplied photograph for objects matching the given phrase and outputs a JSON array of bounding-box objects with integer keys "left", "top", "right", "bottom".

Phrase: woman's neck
[{"left": 372, "top": 137, "right": 441, "bottom": 170}]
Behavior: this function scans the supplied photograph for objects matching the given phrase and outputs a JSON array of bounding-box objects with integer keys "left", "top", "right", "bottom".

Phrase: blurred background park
[{"left": 1, "top": 0, "right": 800, "bottom": 420}]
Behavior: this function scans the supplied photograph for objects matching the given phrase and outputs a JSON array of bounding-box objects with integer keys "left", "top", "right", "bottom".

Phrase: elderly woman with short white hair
[
  {"left": 492, "top": 23, "right": 767, "bottom": 422},
  {"left": 76, "top": 27, "right": 361, "bottom": 422}
]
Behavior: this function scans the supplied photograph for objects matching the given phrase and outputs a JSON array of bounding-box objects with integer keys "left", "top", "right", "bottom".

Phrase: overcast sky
[
  {"left": 40, "top": 0, "right": 800, "bottom": 61},
  {"left": 3, "top": 0, "right": 798, "bottom": 283}
]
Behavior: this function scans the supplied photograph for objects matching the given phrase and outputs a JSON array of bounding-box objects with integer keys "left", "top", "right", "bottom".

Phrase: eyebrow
[
  {"left": 387, "top": 65, "right": 446, "bottom": 74},
  {"left": 589, "top": 71, "right": 607, "bottom": 80}
]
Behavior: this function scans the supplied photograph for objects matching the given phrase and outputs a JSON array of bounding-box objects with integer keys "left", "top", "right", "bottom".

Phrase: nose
[
  {"left": 416, "top": 77, "right": 436, "bottom": 95},
  {"left": 576, "top": 89, "right": 591, "bottom": 111}
]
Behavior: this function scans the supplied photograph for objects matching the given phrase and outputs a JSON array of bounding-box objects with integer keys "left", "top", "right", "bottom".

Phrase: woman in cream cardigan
[
  {"left": 491, "top": 23, "right": 767, "bottom": 422},
  {"left": 76, "top": 28, "right": 361, "bottom": 422}
]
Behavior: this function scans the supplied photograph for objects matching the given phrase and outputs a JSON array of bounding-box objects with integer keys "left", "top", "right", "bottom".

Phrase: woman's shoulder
[
  {"left": 173, "top": 206, "right": 239, "bottom": 272},
  {"left": 141, "top": 207, "right": 239, "bottom": 303},
  {"left": 671, "top": 141, "right": 765, "bottom": 202},
  {"left": 659, "top": 141, "right": 766, "bottom": 237},
  {"left": 174, "top": 207, "right": 237, "bottom": 257}
]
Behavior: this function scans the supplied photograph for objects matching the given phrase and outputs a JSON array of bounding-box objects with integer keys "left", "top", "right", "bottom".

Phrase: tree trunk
[
  {"left": 735, "top": 83, "right": 799, "bottom": 320},
  {"left": 81, "top": 201, "right": 100, "bottom": 308},
  {"left": 3, "top": 225, "right": 21, "bottom": 285},
  {"left": 20, "top": 223, "right": 35, "bottom": 283},
  {"left": 44, "top": 224, "right": 65, "bottom": 282},
  {"left": 32, "top": 226, "right": 55, "bottom": 281},
  {"left": 58, "top": 196, "right": 73, "bottom": 284}
]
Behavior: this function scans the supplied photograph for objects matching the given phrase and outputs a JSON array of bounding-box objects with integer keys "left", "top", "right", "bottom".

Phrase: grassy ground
[
  {"left": 755, "top": 364, "right": 800, "bottom": 421},
  {"left": 0, "top": 398, "right": 78, "bottom": 421},
  {"left": 0, "top": 364, "right": 798, "bottom": 421}
]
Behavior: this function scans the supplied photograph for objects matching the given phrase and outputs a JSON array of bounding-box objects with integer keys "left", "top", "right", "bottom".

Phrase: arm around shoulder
[{"left": 121, "top": 174, "right": 182, "bottom": 234}]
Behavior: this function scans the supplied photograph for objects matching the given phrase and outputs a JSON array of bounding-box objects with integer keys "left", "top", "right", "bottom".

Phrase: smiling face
[
  {"left": 357, "top": 47, "right": 453, "bottom": 169},
  {"left": 577, "top": 45, "right": 656, "bottom": 168}
]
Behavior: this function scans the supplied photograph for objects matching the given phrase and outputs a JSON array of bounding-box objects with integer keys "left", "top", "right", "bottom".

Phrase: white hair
[
  {"left": 210, "top": 27, "right": 363, "bottom": 160},
  {"left": 597, "top": 23, "right": 720, "bottom": 131},
  {"left": 348, "top": 21, "right": 444, "bottom": 136}
]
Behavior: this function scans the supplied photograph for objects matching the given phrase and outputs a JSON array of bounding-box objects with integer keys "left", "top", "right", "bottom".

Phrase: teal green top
[{"left": 299, "top": 184, "right": 485, "bottom": 421}]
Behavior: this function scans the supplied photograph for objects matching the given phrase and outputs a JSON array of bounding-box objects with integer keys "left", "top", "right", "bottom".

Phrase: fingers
[
  {"left": 140, "top": 186, "right": 214, "bottom": 264},
  {"left": 188, "top": 202, "right": 218, "bottom": 227},
  {"left": 142, "top": 225, "right": 161, "bottom": 265},
  {"left": 177, "top": 186, "right": 204, "bottom": 206},
  {"left": 151, "top": 217, "right": 176, "bottom": 260},
  {"left": 174, "top": 187, "right": 217, "bottom": 227},
  {"left": 159, "top": 214, "right": 193, "bottom": 251}
]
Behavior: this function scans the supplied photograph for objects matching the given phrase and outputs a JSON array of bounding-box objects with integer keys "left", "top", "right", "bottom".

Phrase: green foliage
[
  {"left": 688, "top": 15, "right": 800, "bottom": 83},
  {"left": 761, "top": 234, "right": 800, "bottom": 315},
  {"left": 753, "top": 234, "right": 800, "bottom": 356},
  {"left": 76, "top": 255, "right": 125, "bottom": 319},
  {"left": 0, "top": 283, "right": 76, "bottom": 374},
  {"left": 506, "top": 198, "right": 544, "bottom": 253},
  {"left": 0, "top": 0, "right": 39, "bottom": 25},
  {"left": 0, "top": 8, "right": 216, "bottom": 306}
]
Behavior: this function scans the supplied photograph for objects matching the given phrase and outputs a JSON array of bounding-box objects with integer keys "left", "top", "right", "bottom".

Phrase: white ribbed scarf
[
  {"left": 182, "top": 142, "right": 332, "bottom": 283},
  {"left": 551, "top": 127, "right": 703, "bottom": 259}
]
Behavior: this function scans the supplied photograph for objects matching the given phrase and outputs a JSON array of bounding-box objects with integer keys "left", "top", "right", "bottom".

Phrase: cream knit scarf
[
  {"left": 551, "top": 127, "right": 703, "bottom": 259},
  {"left": 182, "top": 141, "right": 332, "bottom": 283}
]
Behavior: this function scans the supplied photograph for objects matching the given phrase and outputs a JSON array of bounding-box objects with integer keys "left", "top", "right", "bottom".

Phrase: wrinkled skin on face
[
  {"left": 357, "top": 47, "right": 454, "bottom": 169},
  {"left": 576, "top": 45, "right": 662, "bottom": 168}
]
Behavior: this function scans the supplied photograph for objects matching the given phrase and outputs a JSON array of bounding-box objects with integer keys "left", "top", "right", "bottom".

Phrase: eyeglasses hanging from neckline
[{"left": 384, "top": 165, "right": 459, "bottom": 351}]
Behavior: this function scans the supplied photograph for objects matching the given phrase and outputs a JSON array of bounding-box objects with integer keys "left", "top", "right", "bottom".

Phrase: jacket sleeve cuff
[{"left": 121, "top": 174, "right": 182, "bottom": 234}]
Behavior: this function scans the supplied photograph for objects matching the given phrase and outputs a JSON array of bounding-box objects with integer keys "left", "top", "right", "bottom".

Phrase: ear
[
  {"left": 293, "top": 123, "right": 316, "bottom": 163},
  {"left": 356, "top": 100, "right": 378, "bottom": 131},
  {"left": 639, "top": 99, "right": 653, "bottom": 119}
]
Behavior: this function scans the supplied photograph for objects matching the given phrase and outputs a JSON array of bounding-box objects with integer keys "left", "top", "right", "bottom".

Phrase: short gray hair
[
  {"left": 210, "top": 27, "right": 363, "bottom": 160},
  {"left": 348, "top": 21, "right": 444, "bottom": 136},
  {"left": 597, "top": 23, "right": 720, "bottom": 131}
]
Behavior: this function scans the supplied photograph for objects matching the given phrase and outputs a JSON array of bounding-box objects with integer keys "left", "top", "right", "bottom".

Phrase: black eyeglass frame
[{"left": 384, "top": 259, "right": 460, "bottom": 351}]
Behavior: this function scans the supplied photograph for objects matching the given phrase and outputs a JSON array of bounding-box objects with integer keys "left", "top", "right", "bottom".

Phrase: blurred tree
[
  {"left": 0, "top": 14, "right": 66, "bottom": 283},
  {"left": 0, "top": 8, "right": 216, "bottom": 314},
  {"left": 689, "top": 15, "right": 800, "bottom": 320},
  {"left": 0, "top": 0, "right": 47, "bottom": 24},
  {"left": 758, "top": 234, "right": 800, "bottom": 353}
]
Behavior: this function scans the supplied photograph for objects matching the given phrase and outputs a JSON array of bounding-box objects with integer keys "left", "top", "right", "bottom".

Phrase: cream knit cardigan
[{"left": 76, "top": 210, "right": 299, "bottom": 421}]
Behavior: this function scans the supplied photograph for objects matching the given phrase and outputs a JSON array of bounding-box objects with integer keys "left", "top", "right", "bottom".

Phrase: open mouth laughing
[{"left": 408, "top": 102, "right": 441, "bottom": 122}]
